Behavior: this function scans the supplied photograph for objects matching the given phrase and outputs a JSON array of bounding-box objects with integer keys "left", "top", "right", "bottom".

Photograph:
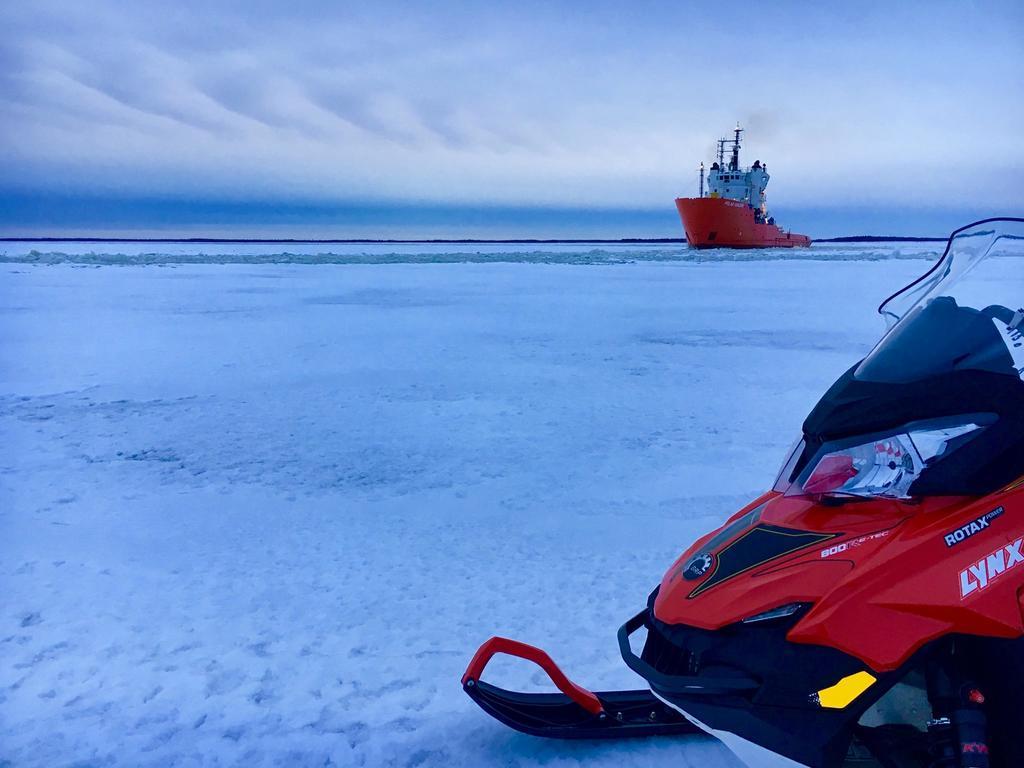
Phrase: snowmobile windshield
[{"left": 855, "top": 218, "right": 1024, "bottom": 384}]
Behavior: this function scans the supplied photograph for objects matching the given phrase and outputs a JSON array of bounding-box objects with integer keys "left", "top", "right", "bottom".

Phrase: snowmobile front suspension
[
  {"left": 461, "top": 635, "right": 699, "bottom": 739},
  {"left": 925, "top": 648, "right": 990, "bottom": 768}
]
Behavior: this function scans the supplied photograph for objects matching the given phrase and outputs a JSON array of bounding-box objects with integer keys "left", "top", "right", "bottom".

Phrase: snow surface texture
[
  {"left": 2, "top": 250, "right": 934, "bottom": 767},
  {"left": 0, "top": 240, "right": 942, "bottom": 266}
]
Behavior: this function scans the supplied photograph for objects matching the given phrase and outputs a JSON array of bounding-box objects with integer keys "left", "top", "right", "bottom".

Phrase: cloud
[{"left": 0, "top": 0, "right": 1021, "bottom": 212}]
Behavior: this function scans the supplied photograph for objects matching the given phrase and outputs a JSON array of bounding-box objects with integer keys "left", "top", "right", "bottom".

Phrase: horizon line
[{"left": 1, "top": 235, "right": 948, "bottom": 244}]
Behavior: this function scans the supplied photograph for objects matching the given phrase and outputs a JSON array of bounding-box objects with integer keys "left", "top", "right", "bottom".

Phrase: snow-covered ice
[
  {"left": 0, "top": 239, "right": 942, "bottom": 266},
  {"left": 1, "top": 248, "right": 934, "bottom": 766}
]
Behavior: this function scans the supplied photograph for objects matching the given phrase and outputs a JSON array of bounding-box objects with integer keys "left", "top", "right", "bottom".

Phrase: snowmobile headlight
[
  {"left": 741, "top": 602, "right": 805, "bottom": 624},
  {"left": 792, "top": 421, "right": 986, "bottom": 500}
]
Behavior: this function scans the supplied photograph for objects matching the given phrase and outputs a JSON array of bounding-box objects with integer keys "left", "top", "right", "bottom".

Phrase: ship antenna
[
  {"left": 699, "top": 162, "right": 705, "bottom": 198},
  {"left": 730, "top": 122, "right": 742, "bottom": 171},
  {"left": 717, "top": 138, "right": 726, "bottom": 167}
]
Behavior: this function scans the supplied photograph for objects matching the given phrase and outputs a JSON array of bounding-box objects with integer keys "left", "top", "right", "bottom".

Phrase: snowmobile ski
[{"left": 461, "top": 636, "right": 699, "bottom": 738}]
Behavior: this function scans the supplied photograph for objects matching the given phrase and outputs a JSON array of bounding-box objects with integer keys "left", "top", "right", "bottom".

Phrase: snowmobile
[{"left": 461, "top": 218, "right": 1024, "bottom": 767}]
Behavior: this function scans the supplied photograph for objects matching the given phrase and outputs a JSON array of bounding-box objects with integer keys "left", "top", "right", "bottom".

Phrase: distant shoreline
[
  {"left": 0, "top": 235, "right": 945, "bottom": 244},
  {"left": 814, "top": 235, "right": 945, "bottom": 243}
]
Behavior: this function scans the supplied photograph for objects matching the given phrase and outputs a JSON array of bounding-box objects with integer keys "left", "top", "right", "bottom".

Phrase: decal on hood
[
  {"left": 688, "top": 524, "right": 841, "bottom": 599},
  {"left": 682, "top": 552, "right": 714, "bottom": 581},
  {"left": 959, "top": 536, "right": 1024, "bottom": 599},
  {"left": 943, "top": 507, "right": 1004, "bottom": 548},
  {"left": 820, "top": 530, "right": 891, "bottom": 559}
]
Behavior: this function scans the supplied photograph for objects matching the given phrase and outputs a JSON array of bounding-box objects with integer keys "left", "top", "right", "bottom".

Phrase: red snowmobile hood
[{"left": 653, "top": 487, "right": 1024, "bottom": 671}]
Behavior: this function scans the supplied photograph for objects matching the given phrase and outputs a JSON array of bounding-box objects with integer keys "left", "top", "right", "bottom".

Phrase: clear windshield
[{"left": 855, "top": 218, "right": 1024, "bottom": 384}]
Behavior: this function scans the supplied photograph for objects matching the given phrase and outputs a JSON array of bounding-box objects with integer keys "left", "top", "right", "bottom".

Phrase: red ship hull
[{"left": 675, "top": 196, "right": 811, "bottom": 248}]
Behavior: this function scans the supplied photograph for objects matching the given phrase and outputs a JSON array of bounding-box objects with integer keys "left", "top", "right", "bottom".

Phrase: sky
[{"left": 1, "top": 0, "right": 1022, "bottom": 239}]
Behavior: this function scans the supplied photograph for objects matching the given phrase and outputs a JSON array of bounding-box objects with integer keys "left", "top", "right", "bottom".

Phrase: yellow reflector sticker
[{"left": 815, "top": 671, "right": 877, "bottom": 709}]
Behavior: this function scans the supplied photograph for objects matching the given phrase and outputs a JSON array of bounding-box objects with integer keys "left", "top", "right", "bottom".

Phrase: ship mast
[
  {"left": 729, "top": 123, "right": 742, "bottom": 171},
  {"left": 699, "top": 162, "right": 704, "bottom": 198}
]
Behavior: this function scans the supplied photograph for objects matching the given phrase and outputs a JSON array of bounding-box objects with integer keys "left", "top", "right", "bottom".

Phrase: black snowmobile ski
[{"left": 461, "top": 636, "right": 699, "bottom": 739}]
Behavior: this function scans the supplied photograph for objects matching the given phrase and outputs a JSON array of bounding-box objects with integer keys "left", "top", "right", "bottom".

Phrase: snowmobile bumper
[
  {"left": 617, "top": 610, "right": 760, "bottom": 695},
  {"left": 620, "top": 603, "right": 907, "bottom": 767},
  {"left": 461, "top": 635, "right": 700, "bottom": 738}
]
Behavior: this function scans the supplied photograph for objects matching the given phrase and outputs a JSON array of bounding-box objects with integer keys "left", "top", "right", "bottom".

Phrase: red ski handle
[{"left": 461, "top": 636, "right": 605, "bottom": 716}]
